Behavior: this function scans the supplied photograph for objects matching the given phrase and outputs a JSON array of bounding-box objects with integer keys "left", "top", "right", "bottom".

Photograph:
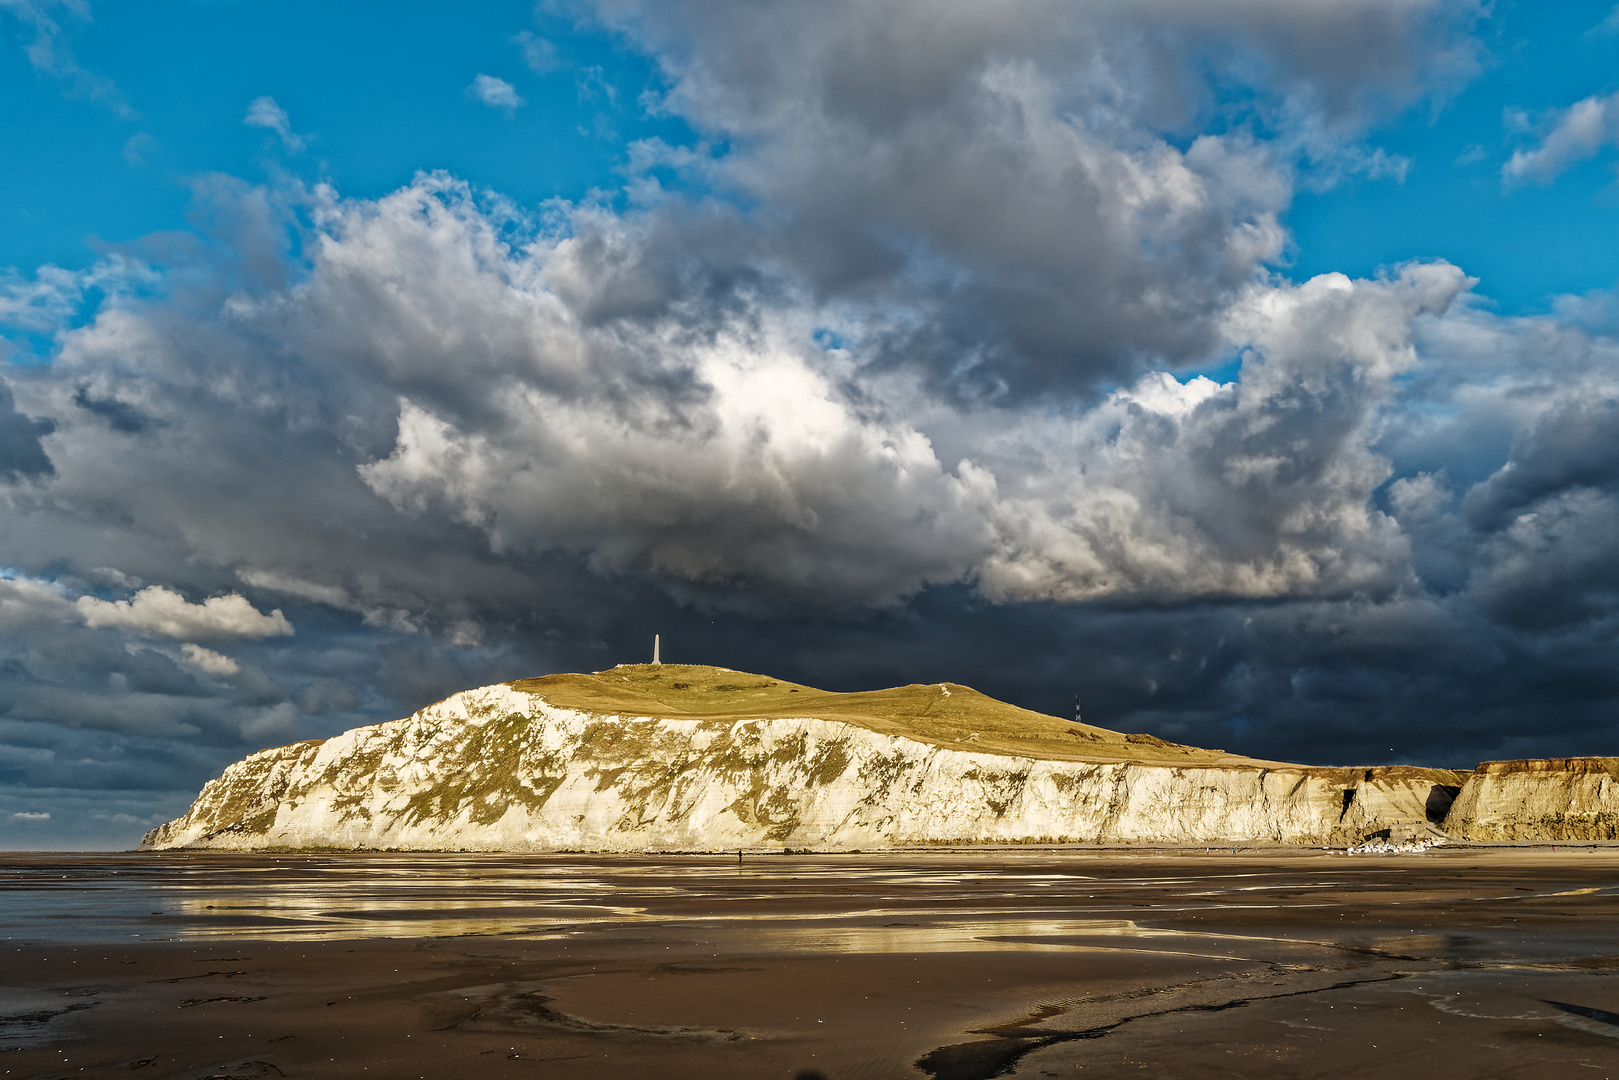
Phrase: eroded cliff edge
[
  {"left": 1443, "top": 758, "right": 1619, "bottom": 841},
  {"left": 143, "top": 664, "right": 1466, "bottom": 851}
]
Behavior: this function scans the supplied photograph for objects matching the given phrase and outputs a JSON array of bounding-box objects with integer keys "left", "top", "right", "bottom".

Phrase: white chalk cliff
[
  {"left": 144, "top": 665, "right": 1475, "bottom": 851},
  {"left": 1443, "top": 758, "right": 1619, "bottom": 841}
]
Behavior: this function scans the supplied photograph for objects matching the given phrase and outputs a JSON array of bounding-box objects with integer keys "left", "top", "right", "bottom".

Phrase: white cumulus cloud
[
  {"left": 76, "top": 586, "right": 293, "bottom": 642},
  {"left": 0, "top": 575, "right": 74, "bottom": 629},
  {"left": 243, "top": 95, "right": 306, "bottom": 151},
  {"left": 1502, "top": 91, "right": 1619, "bottom": 185},
  {"left": 469, "top": 74, "right": 524, "bottom": 110},
  {"left": 180, "top": 643, "right": 240, "bottom": 676}
]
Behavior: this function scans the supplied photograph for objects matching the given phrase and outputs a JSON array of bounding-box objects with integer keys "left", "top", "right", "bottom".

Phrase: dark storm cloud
[
  {"left": 1463, "top": 394, "right": 1619, "bottom": 532},
  {"left": 0, "top": 378, "right": 53, "bottom": 480},
  {"left": 72, "top": 382, "right": 155, "bottom": 433},
  {"left": 3, "top": 0, "right": 1618, "bottom": 851},
  {"left": 1382, "top": 314, "right": 1619, "bottom": 636},
  {"left": 584, "top": 0, "right": 1482, "bottom": 397}
]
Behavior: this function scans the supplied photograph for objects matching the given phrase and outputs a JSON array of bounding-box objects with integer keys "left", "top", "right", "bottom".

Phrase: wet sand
[{"left": 2, "top": 848, "right": 1617, "bottom": 1078}]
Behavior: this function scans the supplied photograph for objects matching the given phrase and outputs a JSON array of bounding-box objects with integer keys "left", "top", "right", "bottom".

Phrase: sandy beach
[{"left": 2, "top": 848, "right": 1617, "bottom": 1079}]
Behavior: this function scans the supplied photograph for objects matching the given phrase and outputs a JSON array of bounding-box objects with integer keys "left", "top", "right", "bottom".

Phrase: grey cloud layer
[
  {"left": 589, "top": 0, "right": 1479, "bottom": 394},
  {"left": 1, "top": 170, "right": 1600, "bottom": 746},
  {"left": 83, "top": 173, "right": 1459, "bottom": 610},
  {"left": 0, "top": 378, "right": 53, "bottom": 480}
]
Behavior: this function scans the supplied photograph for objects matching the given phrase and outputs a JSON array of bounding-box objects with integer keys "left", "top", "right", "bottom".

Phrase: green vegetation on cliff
[{"left": 512, "top": 663, "right": 1263, "bottom": 767}]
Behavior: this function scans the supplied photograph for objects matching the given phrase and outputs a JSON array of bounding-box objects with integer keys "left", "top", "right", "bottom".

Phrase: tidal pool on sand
[{"left": 2, "top": 849, "right": 1617, "bottom": 1078}]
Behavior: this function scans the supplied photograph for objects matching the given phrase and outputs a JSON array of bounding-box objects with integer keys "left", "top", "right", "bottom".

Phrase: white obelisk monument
[{"left": 652, "top": 634, "right": 661, "bottom": 665}]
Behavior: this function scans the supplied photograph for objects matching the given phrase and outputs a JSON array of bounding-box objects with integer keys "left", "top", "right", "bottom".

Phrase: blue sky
[
  {"left": 7, "top": 0, "right": 1619, "bottom": 848},
  {"left": 1290, "top": 1, "right": 1619, "bottom": 309},
  {"left": 0, "top": 1, "right": 688, "bottom": 276}
]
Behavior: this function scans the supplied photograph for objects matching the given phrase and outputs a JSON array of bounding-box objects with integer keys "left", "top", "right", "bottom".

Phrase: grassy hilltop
[{"left": 511, "top": 663, "right": 1287, "bottom": 768}]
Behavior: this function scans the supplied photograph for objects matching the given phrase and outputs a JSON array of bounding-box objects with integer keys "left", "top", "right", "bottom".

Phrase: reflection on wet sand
[{"left": 3, "top": 849, "right": 1619, "bottom": 1078}]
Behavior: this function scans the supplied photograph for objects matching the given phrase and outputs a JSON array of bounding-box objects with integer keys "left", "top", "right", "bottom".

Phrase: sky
[{"left": 3, "top": 0, "right": 1619, "bottom": 849}]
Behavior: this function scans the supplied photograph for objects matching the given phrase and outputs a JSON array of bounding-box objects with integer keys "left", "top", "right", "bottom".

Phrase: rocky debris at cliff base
[{"left": 1341, "top": 839, "right": 1447, "bottom": 855}]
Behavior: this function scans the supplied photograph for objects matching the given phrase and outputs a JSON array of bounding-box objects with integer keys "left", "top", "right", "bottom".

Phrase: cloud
[
  {"left": 577, "top": 0, "right": 1479, "bottom": 398},
  {"left": 10, "top": 811, "right": 49, "bottom": 820},
  {"left": 575, "top": 65, "right": 618, "bottom": 108},
  {"left": 76, "top": 587, "right": 293, "bottom": 642},
  {"left": 0, "top": 263, "right": 88, "bottom": 334},
  {"left": 514, "top": 30, "right": 559, "bottom": 73},
  {"left": 1387, "top": 471, "right": 1451, "bottom": 522},
  {"left": 89, "top": 811, "right": 154, "bottom": 824},
  {"left": 322, "top": 173, "right": 1458, "bottom": 607},
  {"left": 1463, "top": 394, "right": 1619, "bottom": 532},
  {"left": 0, "top": 571, "right": 400, "bottom": 844},
  {"left": 0, "top": 164, "right": 1518, "bottom": 673},
  {"left": 0, "top": 576, "right": 75, "bottom": 630},
  {"left": 243, "top": 95, "right": 306, "bottom": 151},
  {"left": 0, "top": 379, "right": 55, "bottom": 481},
  {"left": 0, "top": 0, "right": 132, "bottom": 114},
  {"left": 469, "top": 74, "right": 524, "bottom": 111},
  {"left": 122, "top": 132, "right": 155, "bottom": 167},
  {"left": 1502, "top": 92, "right": 1619, "bottom": 185},
  {"left": 1468, "top": 488, "right": 1619, "bottom": 630},
  {"left": 180, "top": 643, "right": 239, "bottom": 676},
  {"left": 1450, "top": 386, "right": 1619, "bottom": 631},
  {"left": 237, "top": 569, "right": 351, "bottom": 609}
]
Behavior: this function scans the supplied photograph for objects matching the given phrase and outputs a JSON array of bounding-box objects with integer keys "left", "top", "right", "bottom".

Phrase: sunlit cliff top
[{"left": 510, "top": 663, "right": 1396, "bottom": 772}]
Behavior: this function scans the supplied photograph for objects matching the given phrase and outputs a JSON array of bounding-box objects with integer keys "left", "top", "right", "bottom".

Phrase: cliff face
[
  {"left": 1442, "top": 758, "right": 1619, "bottom": 841},
  {"left": 143, "top": 667, "right": 1461, "bottom": 851}
]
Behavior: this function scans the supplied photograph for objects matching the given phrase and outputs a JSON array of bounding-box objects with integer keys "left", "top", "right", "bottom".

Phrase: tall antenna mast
[{"left": 653, "top": 634, "right": 661, "bottom": 665}]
